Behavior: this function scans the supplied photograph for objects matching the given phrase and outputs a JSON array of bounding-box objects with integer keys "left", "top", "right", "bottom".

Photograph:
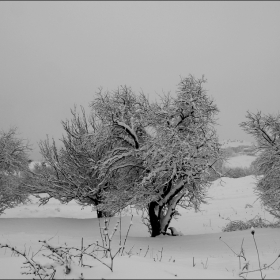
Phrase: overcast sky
[{"left": 1, "top": 2, "right": 280, "bottom": 160}]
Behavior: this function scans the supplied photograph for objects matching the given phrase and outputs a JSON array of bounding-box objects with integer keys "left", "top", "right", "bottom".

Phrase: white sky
[{"left": 1, "top": 2, "right": 280, "bottom": 160}]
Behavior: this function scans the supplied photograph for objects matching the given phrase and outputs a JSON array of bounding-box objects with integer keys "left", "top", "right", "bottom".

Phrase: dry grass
[{"left": 222, "top": 215, "right": 280, "bottom": 232}]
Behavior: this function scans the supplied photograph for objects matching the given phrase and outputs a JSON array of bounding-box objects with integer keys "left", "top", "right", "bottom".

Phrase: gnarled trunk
[
  {"left": 148, "top": 192, "right": 185, "bottom": 237},
  {"left": 148, "top": 202, "right": 176, "bottom": 237}
]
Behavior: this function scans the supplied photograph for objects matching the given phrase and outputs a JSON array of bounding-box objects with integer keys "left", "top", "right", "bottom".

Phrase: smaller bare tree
[{"left": 23, "top": 106, "right": 114, "bottom": 217}]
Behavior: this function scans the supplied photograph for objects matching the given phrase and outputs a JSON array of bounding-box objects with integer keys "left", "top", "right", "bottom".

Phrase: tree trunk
[
  {"left": 148, "top": 192, "right": 185, "bottom": 237},
  {"left": 97, "top": 210, "right": 113, "bottom": 218},
  {"left": 148, "top": 202, "right": 162, "bottom": 237},
  {"left": 148, "top": 201, "right": 175, "bottom": 237},
  {"left": 93, "top": 192, "right": 113, "bottom": 218},
  {"left": 97, "top": 210, "right": 104, "bottom": 218}
]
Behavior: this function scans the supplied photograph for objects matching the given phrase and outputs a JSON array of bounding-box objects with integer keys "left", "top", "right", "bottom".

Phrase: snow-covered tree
[
  {"left": 92, "top": 76, "right": 222, "bottom": 237},
  {"left": 90, "top": 85, "right": 152, "bottom": 214},
  {"left": 23, "top": 106, "right": 114, "bottom": 218},
  {"left": 0, "top": 128, "right": 30, "bottom": 215},
  {"left": 240, "top": 111, "right": 280, "bottom": 219}
]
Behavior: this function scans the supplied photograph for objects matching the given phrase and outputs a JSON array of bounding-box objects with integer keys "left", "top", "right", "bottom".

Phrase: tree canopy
[
  {"left": 0, "top": 128, "right": 30, "bottom": 215},
  {"left": 92, "top": 75, "right": 222, "bottom": 236},
  {"left": 23, "top": 75, "right": 223, "bottom": 236},
  {"left": 23, "top": 106, "right": 114, "bottom": 217},
  {"left": 240, "top": 111, "right": 280, "bottom": 219}
]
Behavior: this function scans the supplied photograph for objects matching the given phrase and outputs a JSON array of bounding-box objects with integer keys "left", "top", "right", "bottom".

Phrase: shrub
[
  {"left": 222, "top": 215, "right": 280, "bottom": 232},
  {"left": 240, "top": 111, "right": 280, "bottom": 220},
  {"left": 0, "top": 216, "right": 134, "bottom": 279},
  {"left": 0, "top": 128, "right": 31, "bottom": 215}
]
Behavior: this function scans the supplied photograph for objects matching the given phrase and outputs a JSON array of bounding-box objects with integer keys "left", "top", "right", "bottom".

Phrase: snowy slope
[
  {"left": 223, "top": 155, "right": 256, "bottom": 168},
  {"left": 1, "top": 175, "right": 280, "bottom": 279},
  {"left": 1, "top": 147, "right": 280, "bottom": 279}
]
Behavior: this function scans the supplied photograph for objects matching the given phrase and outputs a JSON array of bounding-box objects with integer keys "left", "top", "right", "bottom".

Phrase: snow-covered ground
[
  {"left": 1, "top": 144, "right": 280, "bottom": 279},
  {"left": 1, "top": 175, "right": 279, "bottom": 279},
  {"left": 220, "top": 139, "right": 257, "bottom": 168}
]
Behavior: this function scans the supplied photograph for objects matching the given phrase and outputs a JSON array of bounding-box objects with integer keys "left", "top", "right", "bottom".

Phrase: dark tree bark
[
  {"left": 97, "top": 210, "right": 111, "bottom": 218},
  {"left": 148, "top": 201, "right": 162, "bottom": 237},
  {"left": 93, "top": 194, "right": 113, "bottom": 218},
  {"left": 148, "top": 191, "right": 185, "bottom": 237},
  {"left": 148, "top": 202, "right": 176, "bottom": 237}
]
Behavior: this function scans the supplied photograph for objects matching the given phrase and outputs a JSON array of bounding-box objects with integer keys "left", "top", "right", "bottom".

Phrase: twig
[
  {"left": 121, "top": 215, "right": 133, "bottom": 256},
  {"left": 144, "top": 245, "right": 149, "bottom": 258},
  {"left": 239, "top": 254, "right": 280, "bottom": 277},
  {"left": 119, "top": 211, "right": 122, "bottom": 249},
  {"left": 251, "top": 229, "right": 264, "bottom": 279},
  {"left": 98, "top": 217, "right": 105, "bottom": 252},
  {"left": 0, "top": 243, "right": 48, "bottom": 280},
  {"left": 79, "top": 237, "right": 83, "bottom": 267},
  {"left": 219, "top": 237, "right": 246, "bottom": 263},
  {"left": 126, "top": 244, "right": 135, "bottom": 256},
  {"left": 159, "top": 247, "right": 163, "bottom": 262},
  {"left": 201, "top": 258, "right": 208, "bottom": 269}
]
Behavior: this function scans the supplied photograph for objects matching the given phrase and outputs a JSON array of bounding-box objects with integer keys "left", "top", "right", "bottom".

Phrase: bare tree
[
  {"left": 240, "top": 111, "right": 280, "bottom": 219},
  {"left": 23, "top": 106, "right": 114, "bottom": 218},
  {"left": 92, "top": 76, "right": 222, "bottom": 237},
  {"left": 0, "top": 128, "right": 31, "bottom": 215}
]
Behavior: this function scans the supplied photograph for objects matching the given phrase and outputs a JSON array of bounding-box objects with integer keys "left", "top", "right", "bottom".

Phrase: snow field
[{"left": 0, "top": 175, "right": 280, "bottom": 278}]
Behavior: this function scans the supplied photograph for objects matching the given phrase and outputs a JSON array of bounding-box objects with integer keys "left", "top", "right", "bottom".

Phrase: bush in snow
[{"left": 222, "top": 215, "right": 280, "bottom": 232}]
